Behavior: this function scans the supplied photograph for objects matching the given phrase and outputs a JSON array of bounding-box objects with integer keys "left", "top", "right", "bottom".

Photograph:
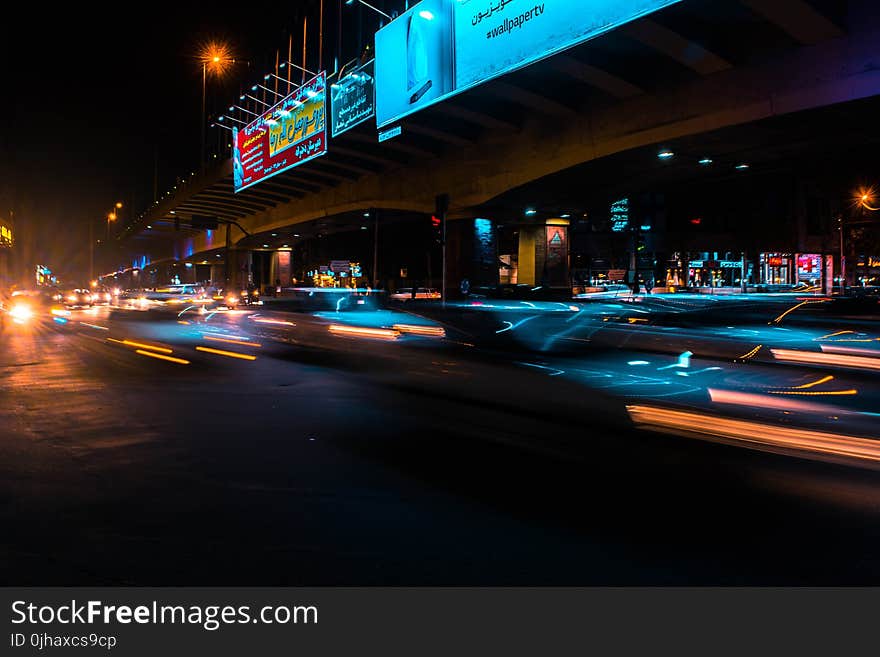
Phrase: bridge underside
[{"left": 115, "top": 0, "right": 878, "bottom": 291}]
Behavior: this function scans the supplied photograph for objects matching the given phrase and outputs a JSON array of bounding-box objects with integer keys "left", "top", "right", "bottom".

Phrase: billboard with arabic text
[
  {"left": 233, "top": 72, "right": 327, "bottom": 193},
  {"left": 375, "top": 0, "right": 679, "bottom": 127}
]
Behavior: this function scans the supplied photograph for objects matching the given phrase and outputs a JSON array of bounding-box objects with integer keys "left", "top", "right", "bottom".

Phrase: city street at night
[
  {"left": 4, "top": 4, "right": 880, "bottom": 647},
  {"left": 2, "top": 295, "right": 879, "bottom": 584}
]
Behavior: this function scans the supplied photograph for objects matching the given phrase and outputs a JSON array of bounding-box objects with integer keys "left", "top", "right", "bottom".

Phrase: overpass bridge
[{"left": 115, "top": 0, "right": 879, "bottom": 292}]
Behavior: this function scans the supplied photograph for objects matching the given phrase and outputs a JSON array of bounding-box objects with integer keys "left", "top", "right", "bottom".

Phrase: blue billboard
[
  {"left": 376, "top": 0, "right": 680, "bottom": 127},
  {"left": 331, "top": 60, "right": 376, "bottom": 137}
]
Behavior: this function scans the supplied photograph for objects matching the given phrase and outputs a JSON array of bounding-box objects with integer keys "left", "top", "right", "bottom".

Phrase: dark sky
[{"left": 1, "top": 1, "right": 388, "bottom": 282}]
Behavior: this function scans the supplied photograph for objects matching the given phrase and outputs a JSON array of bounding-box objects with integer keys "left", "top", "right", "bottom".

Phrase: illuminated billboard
[
  {"left": 331, "top": 60, "right": 376, "bottom": 137},
  {"left": 375, "top": 0, "right": 679, "bottom": 127},
  {"left": 233, "top": 72, "right": 327, "bottom": 193},
  {"left": 0, "top": 222, "right": 12, "bottom": 248}
]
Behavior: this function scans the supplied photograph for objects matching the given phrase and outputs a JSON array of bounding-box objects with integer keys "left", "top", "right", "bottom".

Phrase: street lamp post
[
  {"left": 838, "top": 214, "right": 846, "bottom": 296},
  {"left": 199, "top": 42, "right": 237, "bottom": 172}
]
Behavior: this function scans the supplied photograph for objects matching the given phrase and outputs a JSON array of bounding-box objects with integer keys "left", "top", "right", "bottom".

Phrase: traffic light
[{"left": 433, "top": 194, "right": 449, "bottom": 245}]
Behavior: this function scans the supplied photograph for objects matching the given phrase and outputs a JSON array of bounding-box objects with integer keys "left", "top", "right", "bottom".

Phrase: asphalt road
[{"left": 1, "top": 303, "right": 879, "bottom": 585}]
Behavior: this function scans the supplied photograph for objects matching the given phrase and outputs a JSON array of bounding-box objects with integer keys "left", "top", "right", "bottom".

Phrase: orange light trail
[
  {"left": 791, "top": 375, "right": 834, "bottom": 390},
  {"left": 737, "top": 344, "right": 763, "bottom": 360},
  {"left": 627, "top": 404, "right": 880, "bottom": 468},
  {"left": 392, "top": 324, "right": 446, "bottom": 337},
  {"left": 771, "top": 348, "right": 880, "bottom": 371},
  {"left": 770, "top": 299, "right": 828, "bottom": 325},
  {"left": 195, "top": 346, "right": 257, "bottom": 361},
  {"left": 135, "top": 350, "right": 190, "bottom": 365},
  {"left": 328, "top": 325, "right": 400, "bottom": 340},
  {"left": 768, "top": 389, "right": 857, "bottom": 396},
  {"left": 251, "top": 317, "right": 296, "bottom": 327},
  {"left": 816, "top": 330, "right": 857, "bottom": 340},
  {"left": 707, "top": 388, "right": 840, "bottom": 413},
  {"left": 107, "top": 338, "right": 173, "bottom": 354},
  {"left": 820, "top": 344, "right": 880, "bottom": 357},
  {"left": 204, "top": 336, "right": 262, "bottom": 348}
]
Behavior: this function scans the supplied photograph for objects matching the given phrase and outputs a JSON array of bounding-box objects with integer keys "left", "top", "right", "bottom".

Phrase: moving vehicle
[
  {"left": 91, "top": 287, "right": 114, "bottom": 304},
  {"left": 63, "top": 289, "right": 93, "bottom": 308},
  {"left": 223, "top": 287, "right": 261, "bottom": 310}
]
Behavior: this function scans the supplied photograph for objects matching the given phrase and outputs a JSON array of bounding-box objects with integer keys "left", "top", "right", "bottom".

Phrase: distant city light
[
  {"left": 658, "top": 150, "right": 674, "bottom": 160},
  {"left": 736, "top": 163, "right": 750, "bottom": 170},
  {"left": 698, "top": 158, "right": 713, "bottom": 165},
  {"left": 525, "top": 208, "right": 538, "bottom": 216}
]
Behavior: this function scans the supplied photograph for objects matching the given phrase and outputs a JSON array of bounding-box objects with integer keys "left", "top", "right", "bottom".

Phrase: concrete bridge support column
[{"left": 447, "top": 218, "right": 500, "bottom": 293}]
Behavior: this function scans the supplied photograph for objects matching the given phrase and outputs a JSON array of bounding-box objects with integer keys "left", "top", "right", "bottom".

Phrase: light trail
[
  {"left": 328, "top": 325, "right": 399, "bottom": 340},
  {"left": 736, "top": 344, "right": 763, "bottom": 361},
  {"left": 204, "top": 336, "right": 262, "bottom": 348},
  {"left": 769, "top": 299, "right": 829, "bottom": 325},
  {"left": 627, "top": 404, "right": 880, "bottom": 468},
  {"left": 107, "top": 338, "right": 173, "bottom": 354},
  {"left": 820, "top": 344, "right": 880, "bottom": 357},
  {"left": 495, "top": 315, "right": 539, "bottom": 334},
  {"left": 392, "top": 324, "right": 446, "bottom": 337},
  {"left": 135, "top": 350, "right": 190, "bottom": 365},
  {"left": 771, "top": 348, "right": 880, "bottom": 371},
  {"left": 195, "top": 346, "right": 257, "bottom": 361},
  {"left": 708, "top": 388, "right": 842, "bottom": 413},
  {"left": 792, "top": 375, "right": 834, "bottom": 390},
  {"left": 250, "top": 317, "right": 296, "bottom": 327}
]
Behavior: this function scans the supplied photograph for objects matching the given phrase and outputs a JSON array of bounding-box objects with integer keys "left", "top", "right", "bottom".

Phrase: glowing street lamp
[
  {"left": 199, "top": 40, "right": 237, "bottom": 172},
  {"left": 857, "top": 187, "right": 879, "bottom": 211}
]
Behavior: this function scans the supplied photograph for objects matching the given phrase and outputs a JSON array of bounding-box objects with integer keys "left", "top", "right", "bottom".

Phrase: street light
[
  {"left": 199, "top": 41, "right": 237, "bottom": 172},
  {"left": 89, "top": 202, "right": 123, "bottom": 282},
  {"left": 856, "top": 186, "right": 879, "bottom": 211},
  {"left": 345, "top": 0, "right": 394, "bottom": 21}
]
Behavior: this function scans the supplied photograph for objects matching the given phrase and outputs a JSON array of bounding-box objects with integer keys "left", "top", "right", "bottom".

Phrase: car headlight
[
  {"left": 226, "top": 296, "right": 239, "bottom": 305},
  {"left": 10, "top": 304, "right": 33, "bottom": 323}
]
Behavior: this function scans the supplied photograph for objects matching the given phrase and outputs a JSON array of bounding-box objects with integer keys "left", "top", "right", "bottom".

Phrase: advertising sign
[
  {"left": 797, "top": 253, "right": 821, "bottom": 279},
  {"left": 0, "top": 222, "right": 12, "bottom": 248},
  {"left": 375, "top": 0, "right": 679, "bottom": 127},
  {"left": 545, "top": 225, "right": 568, "bottom": 286},
  {"left": 331, "top": 60, "right": 375, "bottom": 137},
  {"left": 233, "top": 72, "right": 327, "bottom": 193},
  {"left": 610, "top": 198, "right": 629, "bottom": 232}
]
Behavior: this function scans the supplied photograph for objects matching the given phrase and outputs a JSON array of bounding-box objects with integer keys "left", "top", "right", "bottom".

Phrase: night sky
[{"left": 1, "top": 1, "right": 387, "bottom": 283}]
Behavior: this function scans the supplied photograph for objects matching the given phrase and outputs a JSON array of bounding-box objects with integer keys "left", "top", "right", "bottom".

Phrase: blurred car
[
  {"left": 63, "top": 289, "right": 93, "bottom": 308},
  {"left": 1, "top": 290, "right": 56, "bottom": 328},
  {"left": 91, "top": 287, "right": 114, "bottom": 304},
  {"left": 223, "top": 287, "right": 261, "bottom": 309},
  {"left": 389, "top": 287, "right": 441, "bottom": 302}
]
